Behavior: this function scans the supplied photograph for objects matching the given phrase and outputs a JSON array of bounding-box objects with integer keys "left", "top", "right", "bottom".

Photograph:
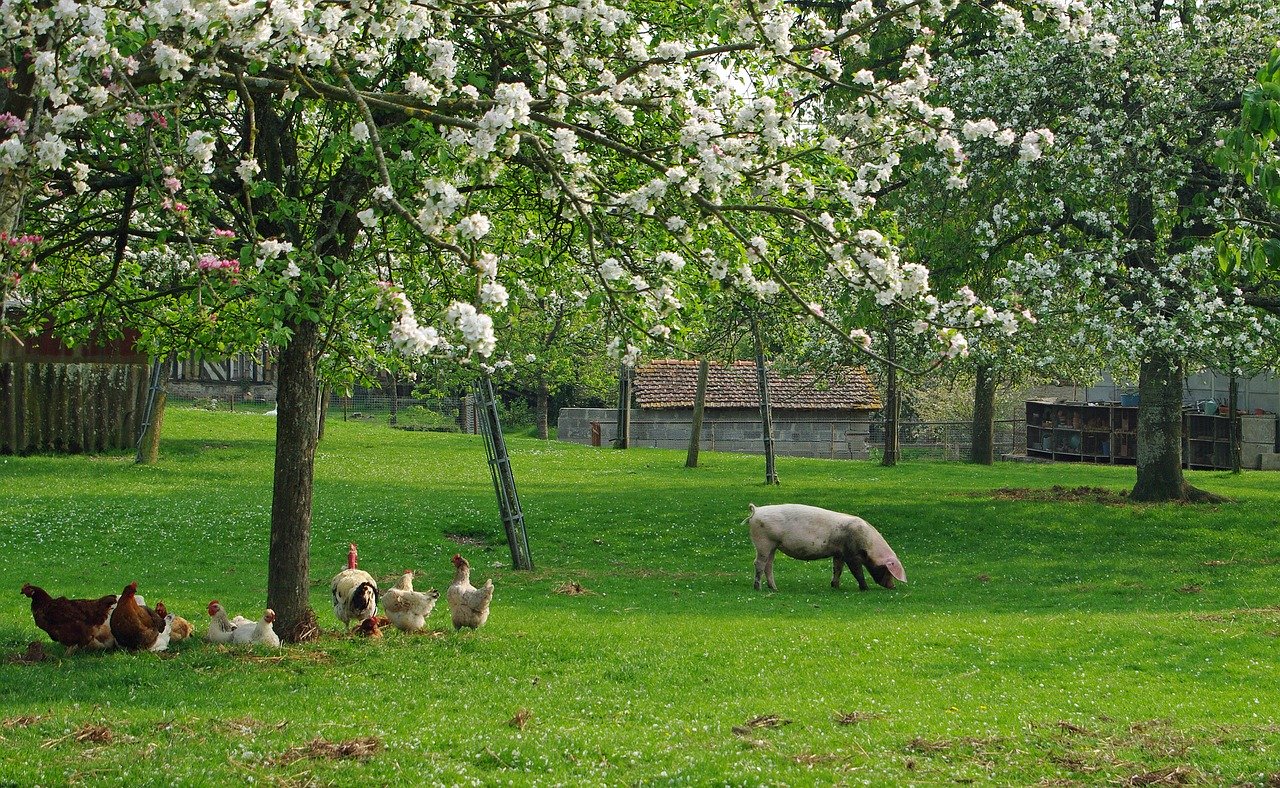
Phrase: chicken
[
  {"left": 109, "top": 582, "right": 169, "bottom": 651},
  {"left": 251, "top": 609, "right": 281, "bottom": 648},
  {"left": 381, "top": 571, "right": 439, "bottom": 633},
  {"left": 21, "top": 584, "right": 118, "bottom": 654},
  {"left": 356, "top": 615, "right": 389, "bottom": 638},
  {"left": 169, "top": 616, "right": 194, "bottom": 642},
  {"left": 447, "top": 554, "right": 493, "bottom": 631},
  {"left": 205, "top": 601, "right": 239, "bottom": 644},
  {"left": 149, "top": 614, "right": 175, "bottom": 653},
  {"left": 331, "top": 543, "right": 378, "bottom": 630}
]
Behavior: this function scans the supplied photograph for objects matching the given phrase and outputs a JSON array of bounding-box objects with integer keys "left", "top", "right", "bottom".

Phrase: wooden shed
[
  {"left": 558, "top": 359, "right": 882, "bottom": 459},
  {"left": 1, "top": 319, "right": 151, "bottom": 455}
]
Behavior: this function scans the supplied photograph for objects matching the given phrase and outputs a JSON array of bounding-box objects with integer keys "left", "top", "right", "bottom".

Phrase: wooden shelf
[{"left": 1025, "top": 402, "right": 1277, "bottom": 469}]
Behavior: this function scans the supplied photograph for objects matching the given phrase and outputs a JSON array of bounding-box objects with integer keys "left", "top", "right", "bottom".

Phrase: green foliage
[
  {"left": 2, "top": 408, "right": 1280, "bottom": 784},
  {"left": 391, "top": 405, "right": 459, "bottom": 433}
]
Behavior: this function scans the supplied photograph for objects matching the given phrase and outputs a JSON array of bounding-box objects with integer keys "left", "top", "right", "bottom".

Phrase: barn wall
[
  {"left": 0, "top": 362, "right": 150, "bottom": 455},
  {"left": 557, "top": 407, "right": 873, "bottom": 460}
]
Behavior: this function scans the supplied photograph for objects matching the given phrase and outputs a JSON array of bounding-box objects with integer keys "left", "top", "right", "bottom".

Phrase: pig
[{"left": 747, "top": 503, "right": 907, "bottom": 592}]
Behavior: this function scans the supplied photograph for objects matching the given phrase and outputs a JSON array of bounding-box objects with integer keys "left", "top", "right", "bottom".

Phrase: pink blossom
[
  {"left": 213, "top": 228, "right": 236, "bottom": 238},
  {"left": 124, "top": 112, "right": 145, "bottom": 128}
]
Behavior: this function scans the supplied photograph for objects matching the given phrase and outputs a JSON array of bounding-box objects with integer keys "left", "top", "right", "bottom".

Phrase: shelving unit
[
  {"left": 1026, "top": 401, "right": 1137, "bottom": 465},
  {"left": 1027, "top": 401, "right": 1278, "bottom": 470},
  {"left": 1184, "top": 412, "right": 1277, "bottom": 470}
]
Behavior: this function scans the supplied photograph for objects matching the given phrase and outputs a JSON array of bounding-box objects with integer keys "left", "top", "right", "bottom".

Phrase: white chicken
[
  {"left": 205, "top": 601, "right": 239, "bottom": 644},
  {"left": 229, "top": 611, "right": 261, "bottom": 645},
  {"left": 148, "top": 614, "right": 175, "bottom": 653},
  {"left": 381, "top": 571, "right": 440, "bottom": 633},
  {"left": 447, "top": 553, "right": 493, "bottom": 631},
  {"left": 249, "top": 609, "right": 281, "bottom": 648},
  {"left": 331, "top": 543, "right": 378, "bottom": 630}
]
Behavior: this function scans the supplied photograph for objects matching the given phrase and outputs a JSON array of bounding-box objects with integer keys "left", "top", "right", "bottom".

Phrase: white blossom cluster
[{"left": 1, "top": 0, "right": 1100, "bottom": 367}]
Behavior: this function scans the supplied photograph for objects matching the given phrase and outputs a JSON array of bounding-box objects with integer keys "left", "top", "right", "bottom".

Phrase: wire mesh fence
[
  {"left": 165, "top": 391, "right": 469, "bottom": 431},
  {"left": 163, "top": 390, "right": 1029, "bottom": 463},
  {"left": 867, "top": 419, "right": 1026, "bottom": 462}
]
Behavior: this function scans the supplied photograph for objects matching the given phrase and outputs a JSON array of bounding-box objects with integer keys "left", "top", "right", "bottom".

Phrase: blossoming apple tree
[
  {"left": 925, "top": 0, "right": 1280, "bottom": 500},
  {"left": 2, "top": 0, "right": 1093, "bottom": 637}
]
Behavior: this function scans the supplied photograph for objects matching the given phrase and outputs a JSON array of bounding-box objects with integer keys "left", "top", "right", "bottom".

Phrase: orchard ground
[{"left": 2, "top": 407, "right": 1279, "bottom": 785}]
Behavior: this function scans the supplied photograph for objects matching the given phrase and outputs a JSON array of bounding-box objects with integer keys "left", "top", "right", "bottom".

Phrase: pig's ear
[{"left": 884, "top": 557, "right": 907, "bottom": 583}]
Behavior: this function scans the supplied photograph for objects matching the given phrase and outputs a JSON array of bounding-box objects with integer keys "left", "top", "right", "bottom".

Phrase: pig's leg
[
  {"left": 765, "top": 548, "right": 779, "bottom": 591},
  {"left": 831, "top": 556, "right": 843, "bottom": 588},
  {"left": 846, "top": 557, "right": 869, "bottom": 591},
  {"left": 754, "top": 544, "right": 776, "bottom": 591}
]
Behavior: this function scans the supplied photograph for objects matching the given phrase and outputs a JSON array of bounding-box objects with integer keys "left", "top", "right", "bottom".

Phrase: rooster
[
  {"left": 109, "top": 582, "right": 170, "bottom": 651},
  {"left": 21, "top": 584, "right": 118, "bottom": 654},
  {"left": 205, "top": 601, "right": 239, "bottom": 644},
  {"left": 381, "top": 571, "right": 440, "bottom": 633},
  {"left": 447, "top": 554, "right": 493, "bottom": 631},
  {"left": 331, "top": 543, "right": 378, "bottom": 630}
]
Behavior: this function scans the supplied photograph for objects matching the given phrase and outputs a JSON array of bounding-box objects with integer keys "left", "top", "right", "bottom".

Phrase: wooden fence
[{"left": 0, "top": 362, "right": 150, "bottom": 454}]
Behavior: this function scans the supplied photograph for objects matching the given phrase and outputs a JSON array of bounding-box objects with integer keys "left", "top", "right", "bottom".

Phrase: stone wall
[{"left": 557, "top": 407, "right": 872, "bottom": 460}]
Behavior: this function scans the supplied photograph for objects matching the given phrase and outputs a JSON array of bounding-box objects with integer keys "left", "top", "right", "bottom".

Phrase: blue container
[{"left": 1120, "top": 394, "right": 1139, "bottom": 407}]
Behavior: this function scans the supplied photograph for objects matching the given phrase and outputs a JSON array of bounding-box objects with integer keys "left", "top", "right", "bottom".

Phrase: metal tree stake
[{"left": 474, "top": 375, "right": 534, "bottom": 570}]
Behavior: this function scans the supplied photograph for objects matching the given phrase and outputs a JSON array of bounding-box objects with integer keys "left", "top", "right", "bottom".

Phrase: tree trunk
[
  {"left": 535, "top": 379, "right": 549, "bottom": 440},
  {"left": 686, "top": 357, "right": 709, "bottom": 468},
  {"left": 882, "top": 324, "right": 899, "bottom": 467},
  {"left": 136, "top": 391, "right": 166, "bottom": 464},
  {"left": 267, "top": 319, "right": 321, "bottom": 642},
  {"left": 1130, "top": 352, "right": 1222, "bottom": 502},
  {"left": 388, "top": 374, "right": 398, "bottom": 427},
  {"left": 971, "top": 363, "right": 996, "bottom": 465},
  {"left": 753, "top": 323, "right": 778, "bottom": 485}
]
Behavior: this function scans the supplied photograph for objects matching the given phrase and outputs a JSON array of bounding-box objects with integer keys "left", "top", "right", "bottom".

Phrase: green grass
[{"left": 2, "top": 408, "right": 1280, "bottom": 786}]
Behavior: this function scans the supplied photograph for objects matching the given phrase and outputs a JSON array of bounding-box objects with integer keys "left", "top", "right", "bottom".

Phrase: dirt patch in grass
[
  {"left": 3, "top": 714, "right": 45, "bottom": 728},
  {"left": 983, "top": 486, "right": 1130, "bottom": 504},
  {"left": 8, "top": 642, "right": 49, "bottom": 664},
  {"left": 834, "top": 711, "right": 882, "bottom": 725},
  {"left": 1176, "top": 584, "right": 1202, "bottom": 594},
  {"left": 269, "top": 736, "right": 382, "bottom": 766},
  {"left": 732, "top": 715, "right": 791, "bottom": 736},
  {"left": 1121, "top": 765, "right": 1196, "bottom": 786},
  {"left": 553, "top": 580, "right": 595, "bottom": 596},
  {"left": 41, "top": 724, "right": 122, "bottom": 749}
]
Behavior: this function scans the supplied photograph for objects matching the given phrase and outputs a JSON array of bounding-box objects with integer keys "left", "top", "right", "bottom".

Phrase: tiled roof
[{"left": 633, "top": 359, "right": 881, "bottom": 411}]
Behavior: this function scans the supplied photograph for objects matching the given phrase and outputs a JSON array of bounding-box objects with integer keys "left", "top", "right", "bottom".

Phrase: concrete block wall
[{"left": 557, "top": 407, "right": 872, "bottom": 460}]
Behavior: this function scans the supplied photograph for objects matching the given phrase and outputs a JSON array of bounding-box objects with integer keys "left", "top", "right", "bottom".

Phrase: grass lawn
[{"left": 2, "top": 407, "right": 1279, "bottom": 786}]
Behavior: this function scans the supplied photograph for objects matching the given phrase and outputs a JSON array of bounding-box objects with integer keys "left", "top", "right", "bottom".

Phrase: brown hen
[{"left": 21, "top": 584, "right": 117, "bottom": 654}]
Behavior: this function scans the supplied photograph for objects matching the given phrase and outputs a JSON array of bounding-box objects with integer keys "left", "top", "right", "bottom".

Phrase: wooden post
[
  {"left": 685, "top": 358, "right": 709, "bottom": 468},
  {"left": 1229, "top": 374, "right": 1241, "bottom": 474},
  {"left": 614, "top": 364, "right": 632, "bottom": 449}
]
